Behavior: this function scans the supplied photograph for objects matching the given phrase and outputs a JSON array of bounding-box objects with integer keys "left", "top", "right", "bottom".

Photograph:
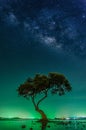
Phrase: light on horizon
[{"left": 0, "top": 108, "right": 35, "bottom": 118}]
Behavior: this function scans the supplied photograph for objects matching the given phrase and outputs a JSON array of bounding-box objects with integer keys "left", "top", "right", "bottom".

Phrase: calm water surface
[{"left": 0, "top": 119, "right": 86, "bottom": 130}]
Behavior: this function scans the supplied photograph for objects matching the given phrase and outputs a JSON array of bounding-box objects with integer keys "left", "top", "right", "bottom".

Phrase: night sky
[{"left": 0, "top": 0, "right": 86, "bottom": 119}]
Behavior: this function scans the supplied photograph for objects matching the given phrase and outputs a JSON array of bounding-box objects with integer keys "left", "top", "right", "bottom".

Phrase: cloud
[{"left": 4, "top": 12, "right": 19, "bottom": 26}]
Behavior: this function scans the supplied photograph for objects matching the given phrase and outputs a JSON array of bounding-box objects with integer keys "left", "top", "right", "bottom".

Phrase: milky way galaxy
[{"left": 0, "top": 0, "right": 86, "bottom": 57}]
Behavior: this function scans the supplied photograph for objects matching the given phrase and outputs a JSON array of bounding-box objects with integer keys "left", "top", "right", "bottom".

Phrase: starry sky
[{"left": 0, "top": 0, "right": 86, "bottom": 119}]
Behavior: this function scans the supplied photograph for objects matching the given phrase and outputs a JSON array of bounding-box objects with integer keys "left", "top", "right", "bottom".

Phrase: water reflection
[
  {"left": 25, "top": 119, "right": 86, "bottom": 130},
  {"left": 0, "top": 119, "right": 86, "bottom": 130}
]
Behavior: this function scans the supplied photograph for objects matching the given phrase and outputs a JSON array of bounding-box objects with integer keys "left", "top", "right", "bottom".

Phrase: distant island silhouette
[{"left": 1, "top": 116, "right": 86, "bottom": 121}]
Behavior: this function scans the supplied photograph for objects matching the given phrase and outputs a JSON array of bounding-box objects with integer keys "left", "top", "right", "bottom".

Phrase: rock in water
[{"left": 21, "top": 125, "right": 26, "bottom": 128}]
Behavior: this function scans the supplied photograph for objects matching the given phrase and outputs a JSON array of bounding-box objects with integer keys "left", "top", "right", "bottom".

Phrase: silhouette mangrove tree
[{"left": 17, "top": 72, "right": 72, "bottom": 129}]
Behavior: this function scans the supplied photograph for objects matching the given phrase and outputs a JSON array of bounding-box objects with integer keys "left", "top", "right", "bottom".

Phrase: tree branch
[
  {"left": 31, "top": 96, "right": 37, "bottom": 110},
  {"left": 37, "top": 91, "right": 48, "bottom": 107},
  {"left": 31, "top": 90, "right": 48, "bottom": 110}
]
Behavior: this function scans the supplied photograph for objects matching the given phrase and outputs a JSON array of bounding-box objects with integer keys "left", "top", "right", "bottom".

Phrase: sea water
[{"left": 0, "top": 119, "right": 86, "bottom": 130}]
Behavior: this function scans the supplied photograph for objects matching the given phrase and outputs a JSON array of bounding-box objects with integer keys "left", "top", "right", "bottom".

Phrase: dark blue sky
[{"left": 0, "top": 0, "right": 86, "bottom": 118}]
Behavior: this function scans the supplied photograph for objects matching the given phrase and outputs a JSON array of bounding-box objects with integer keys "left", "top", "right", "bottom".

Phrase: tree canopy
[{"left": 17, "top": 72, "right": 72, "bottom": 98}]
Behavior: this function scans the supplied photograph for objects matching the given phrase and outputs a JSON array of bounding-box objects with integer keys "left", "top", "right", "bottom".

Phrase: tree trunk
[
  {"left": 31, "top": 96, "right": 48, "bottom": 130},
  {"left": 35, "top": 106, "right": 48, "bottom": 121},
  {"left": 35, "top": 106, "right": 48, "bottom": 130}
]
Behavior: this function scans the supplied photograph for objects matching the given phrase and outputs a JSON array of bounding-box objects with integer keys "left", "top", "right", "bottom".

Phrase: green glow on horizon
[
  {"left": 0, "top": 108, "right": 35, "bottom": 118},
  {"left": 76, "top": 113, "right": 86, "bottom": 118},
  {"left": 1, "top": 106, "right": 86, "bottom": 119}
]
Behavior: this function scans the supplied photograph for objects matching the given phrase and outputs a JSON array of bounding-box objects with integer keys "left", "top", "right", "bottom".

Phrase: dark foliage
[{"left": 17, "top": 72, "right": 72, "bottom": 98}]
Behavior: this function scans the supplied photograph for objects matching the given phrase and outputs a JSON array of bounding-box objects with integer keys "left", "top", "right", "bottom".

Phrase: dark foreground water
[{"left": 0, "top": 119, "right": 86, "bottom": 130}]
